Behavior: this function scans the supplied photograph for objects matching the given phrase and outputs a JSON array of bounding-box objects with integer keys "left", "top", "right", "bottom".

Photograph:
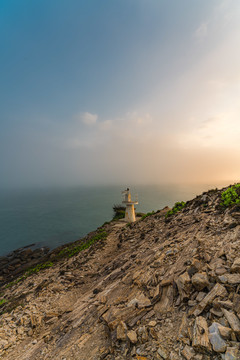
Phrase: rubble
[{"left": 0, "top": 184, "right": 240, "bottom": 359}]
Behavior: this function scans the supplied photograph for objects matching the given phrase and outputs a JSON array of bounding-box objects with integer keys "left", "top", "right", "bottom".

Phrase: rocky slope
[{"left": 0, "top": 185, "right": 240, "bottom": 360}]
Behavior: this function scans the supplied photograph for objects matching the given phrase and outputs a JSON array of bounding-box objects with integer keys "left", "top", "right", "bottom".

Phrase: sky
[{"left": 0, "top": 0, "right": 240, "bottom": 188}]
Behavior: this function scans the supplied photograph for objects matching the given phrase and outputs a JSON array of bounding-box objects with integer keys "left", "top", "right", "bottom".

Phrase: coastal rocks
[
  {"left": 1, "top": 185, "right": 240, "bottom": 359},
  {"left": 0, "top": 246, "right": 50, "bottom": 284}
]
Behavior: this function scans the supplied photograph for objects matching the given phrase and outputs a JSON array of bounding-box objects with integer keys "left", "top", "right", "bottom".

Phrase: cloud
[
  {"left": 79, "top": 112, "right": 98, "bottom": 126},
  {"left": 199, "top": 117, "right": 219, "bottom": 129},
  {"left": 194, "top": 22, "right": 208, "bottom": 41},
  {"left": 99, "top": 120, "right": 112, "bottom": 131}
]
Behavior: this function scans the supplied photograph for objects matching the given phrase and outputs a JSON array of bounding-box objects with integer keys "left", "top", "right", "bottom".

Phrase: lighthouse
[{"left": 122, "top": 188, "right": 138, "bottom": 222}]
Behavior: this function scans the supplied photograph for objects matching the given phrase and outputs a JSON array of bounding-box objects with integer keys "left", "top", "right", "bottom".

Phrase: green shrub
[
  {"left": 112, "top": 204, "right": 125, "bottom": 220},
  {"left": 0, "top": 298, "right": 7, "bottom": 307},
  {"left": 141, "top": 211, "right": 155, "bottom": 220},
  {"left": 220, "top": 184, "right": 240, "bottom": 207},
  {"left": 6, "top": 262, "right": 53, "bottom": 288},
  {"left": 165, "top": 201, "right": 186, "bottom": 218},
  {"left": 58, "top": 230, "right": 108, "bottom": 258}
]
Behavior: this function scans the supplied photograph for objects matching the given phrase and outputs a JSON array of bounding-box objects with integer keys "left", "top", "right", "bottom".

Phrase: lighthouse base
[{"left": 125, "top": 204, "right": 136, "bottom": 222}]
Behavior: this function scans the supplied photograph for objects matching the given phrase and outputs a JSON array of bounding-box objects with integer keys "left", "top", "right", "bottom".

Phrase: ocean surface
[{"left": 0, "top": 183, "right": 225, "bottom": 256}]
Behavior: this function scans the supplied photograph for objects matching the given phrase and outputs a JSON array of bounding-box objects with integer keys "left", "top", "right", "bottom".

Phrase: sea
[{"left": 0, "top": 183, "right": 226, "bottom": 256}]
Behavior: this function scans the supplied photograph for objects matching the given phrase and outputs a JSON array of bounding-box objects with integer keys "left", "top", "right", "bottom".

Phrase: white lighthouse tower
[{"left": 122, "top": 188, "right": 138, "bottom": 222}]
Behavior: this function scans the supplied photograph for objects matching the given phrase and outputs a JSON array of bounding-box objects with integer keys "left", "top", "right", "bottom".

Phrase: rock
[
  {"left": 176, "top": 272, "right": 192, "bottom": 301},
  {"left": 222, "top": 308, "right": 240, "bottom": 335},
  {"left": 116, "top": 321, "right": 127, "bottom": 341},
  {"left": 192, "top": 316, "right": 212, "bottom": 352},
  {"left": 128, "top": 292, "right": 151, "bottom": 308},
  {"left": 219, "top": 273, "right": 240, "bottom": 285},
  {"left": 181, "top": 345, "right": 195, "bottom": 360},
  {"left": 157, "top": 345, "right": 168, "bottom": 359},
  {"left": 154, "top": 285, "right": 173, "bottom": 315},
  {"left": 225, "top": 346, "right": 239, "bottom": 360},
  {"left": 187, "top": 259, "right": 202, "bottom": 277},
  {"left": 148, "top": 320, "right": 157, "bottom": 327},
  {"left": 127, "top": 330, "right": 138, "bottom": 344},
  {"left": 214, "top": 300, "right": 233, "bottom": 310},
  {"left": 149, "top": 327, "right": 158, "bottom": 340},
  {"left": 196, "top": 292, "right": 206, "bottom": 302},
  {"left": 208, "top": 322, "right": 227, "bottom": 353},
  {"left": 137, "top": 326, "right": 148, "bottom": 343},
  {"left": 215, "top": 267, "right": 227, "bottom": 276},
  {"left": 230, "top": 258, "right": 240, "bottom": 273},
  {"left": 233, "top": 293, "right": 240, "bottom": 314},
  {"left": 192, "top": 283, "right": 227, "bottom": 316},
  {"left": 0, "top": 340, "right": 8, "bottom": 349},
  {"left": 178, "top": 314, "right": 190, "bottom": 343},
  {"left": 191, "top": 272, "right": 209, "bottom": 291},
  {"left": 210, "top": 307, "right": 223, "bottom": 317},
  {"left": 217, "top": 324, "right": 232, "bottom": 340}
]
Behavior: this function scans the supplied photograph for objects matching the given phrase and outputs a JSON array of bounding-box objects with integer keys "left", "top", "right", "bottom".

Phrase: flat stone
[{"left": 208, "top": 322, "right": 227, "bottom": 353}]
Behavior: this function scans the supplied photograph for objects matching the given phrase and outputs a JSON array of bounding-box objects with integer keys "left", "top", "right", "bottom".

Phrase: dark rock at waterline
[{"left": 0, "top": 246, "right": 50, "bottom": 284}]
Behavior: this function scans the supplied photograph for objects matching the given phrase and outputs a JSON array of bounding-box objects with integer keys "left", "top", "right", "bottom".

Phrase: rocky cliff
[{"left": 0, "top": 185, "right": 240, "bottom": 360}]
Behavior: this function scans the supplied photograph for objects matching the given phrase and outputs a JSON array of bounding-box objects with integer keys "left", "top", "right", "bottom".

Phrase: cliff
[{"left": 0, "top": 185, "right": 240, "bottom": 360}]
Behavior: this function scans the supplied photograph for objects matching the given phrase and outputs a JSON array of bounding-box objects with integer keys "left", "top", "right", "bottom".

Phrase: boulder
[{"left": 191, "top": 272, "right": 209, "bottom": 291}]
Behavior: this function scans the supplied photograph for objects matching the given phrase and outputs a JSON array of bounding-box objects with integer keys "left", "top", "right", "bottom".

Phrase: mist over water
[{"left": 0, "top": 183, "right": 227, "bottom": 256}]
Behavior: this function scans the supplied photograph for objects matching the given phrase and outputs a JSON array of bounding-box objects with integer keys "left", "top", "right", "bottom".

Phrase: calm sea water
[{"left": 0, "top": 183, "right": 224, "bottom": 256}]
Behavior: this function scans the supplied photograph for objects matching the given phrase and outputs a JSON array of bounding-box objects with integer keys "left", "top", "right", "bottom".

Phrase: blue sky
[{"left": 1, "top": 0, "right": 240, "bottom": 187}]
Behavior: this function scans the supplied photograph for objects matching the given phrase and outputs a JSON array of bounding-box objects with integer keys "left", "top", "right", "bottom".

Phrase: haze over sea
[{"left": 0, "top": 183, "right": 228, "bottom": 256}]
